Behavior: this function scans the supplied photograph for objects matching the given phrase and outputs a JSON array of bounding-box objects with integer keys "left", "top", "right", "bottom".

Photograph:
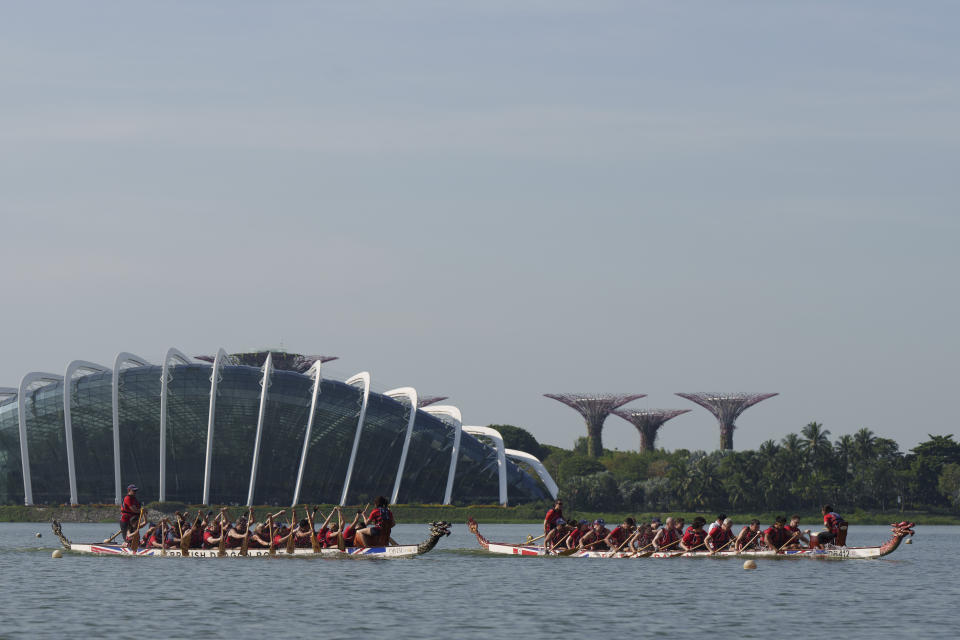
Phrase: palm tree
[
  {"left": 835, "top": 434, "right": 855, "bottom": 477},
  {"left": 801, "top": 421, "right": 832, "bottom": 469},
  {"left": 854, "top": 428, "right": 876, "bottom": 462}
]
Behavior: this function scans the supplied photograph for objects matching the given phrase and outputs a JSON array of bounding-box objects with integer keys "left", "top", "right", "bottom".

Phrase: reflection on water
[{"left": 0, "top": 522, "right": 956, "bottom": 638}]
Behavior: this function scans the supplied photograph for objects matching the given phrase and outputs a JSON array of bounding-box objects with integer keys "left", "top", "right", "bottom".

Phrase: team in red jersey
[{"left": 116, "top": 490, "right": 404, "bottom": 552}]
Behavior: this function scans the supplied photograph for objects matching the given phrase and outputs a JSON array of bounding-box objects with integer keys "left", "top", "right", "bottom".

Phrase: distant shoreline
[{"left": 1, "top": 503, "right": 956, "bottom": 525}]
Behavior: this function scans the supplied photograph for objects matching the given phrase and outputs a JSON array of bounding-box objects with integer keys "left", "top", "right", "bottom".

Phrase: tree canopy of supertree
[
  {"left": 612, "top": 408, "right": 691, "bottom": 453},
  {"left": 675, "top": 392, "right": 778, "bottom": 450},
  {"left": 544, "top": 393, "right": 646, "bottom": 457}
]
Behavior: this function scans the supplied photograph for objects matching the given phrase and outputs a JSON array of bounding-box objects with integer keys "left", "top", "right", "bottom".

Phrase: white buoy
[
  {"left": 905, "top": 538, "right": 912, "bottom": 544},
  {"left": 52, "top": 549, "right": 63, "bottom": 558},
  {"left": 35, "top": 532, "right": 42, "bottom": 538},
  {"left": 743, "top": 559, "right": 757, "bottom": 570}
]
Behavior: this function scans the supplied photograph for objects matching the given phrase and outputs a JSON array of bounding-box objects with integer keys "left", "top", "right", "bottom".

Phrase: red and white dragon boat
[
  {"left": 51, "top": 520, "right": 451, "bottom": 559},
  {"left": 468, "top": 518, "right": 915, "bottom": 559}
]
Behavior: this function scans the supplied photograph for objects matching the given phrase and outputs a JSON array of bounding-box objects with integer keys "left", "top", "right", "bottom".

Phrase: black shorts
[{"left": 816, "top": 531, "right": 837, "bottom": 543}]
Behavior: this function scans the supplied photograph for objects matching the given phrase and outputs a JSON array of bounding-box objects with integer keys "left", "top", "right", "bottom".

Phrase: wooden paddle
[
  {"left": 128, "top": 508, "right": 146, "bottom": 552},
  {"left": 606, "top": 530, "right": 639, "bottom": 557},
  {"left": 709, "top": 537, "right": 735, "bottom": 555},
  {"left": 629, "top": 539, "right": 657, "bottom": 558},
  {"left": 286, "top": 507, "right": 297, "bottom": 555},
  {"left": 240, "top": 508, "right": 253, "bottom": 557},
  {"left": 520, "top": 532, "right": 547, "bottom": 546},
  {"left": 217, "top": 511, "right": 229, "bottom": 558},
  {"left": 268, "top": 515, "right": 277, "bottom": 556},
  {"left": 549, "top": 528, "right": 574, "bottom": 553},
  {"left": 102, "top": 529, "right": 124, "bottom": 544},
  {"left": 181, "top": 511, "right": 199, "bottom": 557},
  {"left": 337, "top": 507, "right": 347, "bottom": 552},
  {"left": 737, "top": 531, "right": 762, "bottom": 553},
  {"left": 306, "top": 506, "right": 320, "bottom": 553},
  {"left": 777, "top": 530, "right": 800, "bottom": 553}
]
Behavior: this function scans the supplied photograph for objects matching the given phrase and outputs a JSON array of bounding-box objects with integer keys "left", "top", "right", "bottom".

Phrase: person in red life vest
[
  {"left": 355, "top": 496, "right": 395, "bottom": 547},
  {"left": 542, "top": 499, "right": 565, "bottom": 548},
  {"left": 651, "top": 517, "right": 677, "bottom": 551},
  {"left": 813, "top": 505, "right": 848, "bottom": 547},
  {"left": 680, "top": 516, "right": 708, "bottom": 552},
  {"left": 783, "top": 514, "right": 810, "bottom": 548},
  {"left": 763, "top": 516, "right": 793, "bottom": 553},
  {"left": 604, "top": 517, "right": 636, "bottom": 552},
  {"left": 119, "top": 484, "right": 141, "bottom": 545},
  {"left": 223, "top": 517, "right": 250, "bottom": 549},
  {"left": 290, "top": 519, "right": 315, "bottom": 548},
  {"left": 706, "top": 513, "right": 727, "bottom": 537},
  {"left": 314, "top": 510, "right": 336, "bottom": 548},
  {"left": 202, "top": 522, "right": 224, "bottom": 549},
  {"left": 140, "top": 522, "right": 159, "bottom": 548},
  {"left": 706, "top": 517, "right": 735, "bottom": 552},
  {"left": 565, "top": 520, "right": 588, "bottom": 549},
  {"left": 631, "top": 517, "right": 657, "bottom": 552},
  {"left": 578, "top": 519, "right": 610, "bottom": 550},
  {"left": 736, "top": 519, "right": 762, "bottom": 550}
]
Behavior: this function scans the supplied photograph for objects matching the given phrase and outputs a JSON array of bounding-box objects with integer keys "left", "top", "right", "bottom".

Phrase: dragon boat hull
[
  {"left": 52, "top": 520, "right": 452, "bottom": 559},
  {"left": 64, "top": 543, "right": 425, "bottom": 558},
  {"left": 468, "top": 519, "right": 915, "bottom": 560}
]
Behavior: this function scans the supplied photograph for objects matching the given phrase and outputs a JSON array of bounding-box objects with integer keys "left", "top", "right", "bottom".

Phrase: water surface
[{"left": 0, "top": 522, "right": 954, "bottom": 638}]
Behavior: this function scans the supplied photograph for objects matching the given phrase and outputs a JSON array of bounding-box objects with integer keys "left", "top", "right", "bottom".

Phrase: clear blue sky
[{"left": 1, "top": 1, "right": 957, "bottom": 453}]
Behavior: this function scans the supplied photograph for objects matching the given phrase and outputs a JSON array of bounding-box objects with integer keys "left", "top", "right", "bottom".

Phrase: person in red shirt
[
  {"left": 763, "top": 516, "right": 792, "bottom": 553},
  {"left": 314, "top": 510, "right": 336, "bottom": 548},
  {"left": 355, "top": 496, "right": 395, "bottom": 547},
  {"left": 813, "top": 505, "right": 848, "bottom": 547},
  {"left": 783, "top": 514, "right": 809, "bottom": 548},
  {"left": 604, "top": 517, "right": 636, "bottom": 552},
  {"left": 652, "top": 517, "right": 679, "bottom": 551},
  {"left": 680, "top": 517, "right": 707, "bottom": 552},
  {"left": 579, "top": 519, "right": 610, "bottom": 550},
  {"left": 565, "top": 520, "right": 588, "bottom": 549},
  {"left": 542, "top": 499, "right": 565, "bottom": 548},
  {"left": 736, "top": 519, "right": 762, "bottom": 550},
  {"left": 119, "top": 484, "right": 141, "bottom": 545},
  {"left": 202, "top": 522, "right": 223, "bottom": 549},
  {"left": 706, "top": 517, "right": 735, "bottom": 552}
]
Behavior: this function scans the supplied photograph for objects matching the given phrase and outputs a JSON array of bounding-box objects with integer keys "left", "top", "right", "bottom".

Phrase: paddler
[
  {"left": 604, "top": 517, "right": 636, "bottom": 551},
  {"left": 679, "top": 516, "right": 707, "bottom": 552},
  {"left": 706, "top": 513, "right": 726, "bottom": 537},
  {"left": 565, "top": 520, "right": 588, "bottom": 549},
  {"left": 706, "top": 517, "right": 735, "bottom": 552},
  {"left": 784, "top": 514, "right": 809, "bottom": 548},
  {"left": 355, "top": 496, "right": 395, "bottom": 547},
  {"left": 542, "top": 499, "right": 565, "bottom": 548},
  {"left": 735, "top": 519, "right": 762, "bottom": 551},
  {"left": 631, "top": 517, "right": 658, "bottom": 552},
  {"left": 579, "top": 519, "right": 610, "bottom": 550},
  {"left": 652, "top": 516, "right": 679, "bottom": 551},
  {"left": 119, "top": 483, "right": 141, "bottom": 544},
  {"left": 763, "top": 516, "right": 792, "bottom": 553}
]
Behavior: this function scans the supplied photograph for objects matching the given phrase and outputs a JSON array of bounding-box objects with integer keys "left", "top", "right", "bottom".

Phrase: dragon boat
[
  {"left": 51, "top": 520, "right": 451, "bottom": 558},
  {"left": 467, "top": 519, "right": 915, "bottom": 560}
]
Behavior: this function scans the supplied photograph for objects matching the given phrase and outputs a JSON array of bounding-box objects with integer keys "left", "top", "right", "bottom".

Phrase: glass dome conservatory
[{"left": 0, "top": 349, "right": 553, "bottom": 507}]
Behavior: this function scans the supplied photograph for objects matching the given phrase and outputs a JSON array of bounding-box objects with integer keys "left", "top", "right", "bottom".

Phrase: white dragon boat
[
  {"left": 51, "top": 520, "right": 451, "bottom": 559},
  {"left": 468, "top": 518, "right": 915, "bottom": 560}
]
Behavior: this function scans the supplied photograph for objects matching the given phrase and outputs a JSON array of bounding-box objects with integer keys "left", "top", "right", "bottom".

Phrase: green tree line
[{"left": 493, "top": 423, "right": 960, "bottom": 513}]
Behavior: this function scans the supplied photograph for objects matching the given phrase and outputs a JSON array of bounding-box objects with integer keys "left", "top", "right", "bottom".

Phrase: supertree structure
[
  {"left": 418, "top": 396, "right": 448, "bottom": 408},
  {"left": 544, "top": 393, "right": 646, "bottom": 457},
  {"left": 611, "top": 408, "right": 690, "bottom": 453},
  {"left": 675, "top": 392, "right": 778, "bottom": 450}
]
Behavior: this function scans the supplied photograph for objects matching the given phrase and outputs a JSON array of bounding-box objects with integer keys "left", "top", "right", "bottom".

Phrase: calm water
[{"left": 0, "top": 522, "right": 956, "bottom": 638}]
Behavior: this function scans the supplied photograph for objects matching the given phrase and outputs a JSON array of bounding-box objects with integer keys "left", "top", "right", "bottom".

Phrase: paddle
[
  {"left": 737, "top": 531, "right": 762, "bottom": 554},
  {"left": 128, "top": 508, "right": 146, "bottom": 552},
  {"left": 217, "top": 509, "right": 229, "bottom": 557},
  {"left": 520, "top": 532, "right": 547, "bottom": 546},
  {"left": 286, "top": 507, "right": 297, "bottom": 555},
  {"left": 777, "top": 531, "right": 800, "bottom": 553},
  {"left": 268, "top": 515, "right": 277, "bottom": 556},
  {"left": 306, "top": 506, "right": 320, "bottom": 553},
  {"left": 607, "top": 530, "right": 639, "bottom": 558},
  {"left": 337, "top": 507, "right": 347, "bottom": 552},
  {"left": 102, "top": 529, "right": 123, "bottom": 544},
  {"left": 181, "top": 511, "right": 199, "bottom": 556},
  {"left": 709, "top": 537, "right": 735, "bottom": 555},
  {"left": 549, "top": 528, "right": 574, "bottom": 553},
  {"left": 159, "top": 521, "right": 167, "bottom": 557},
  {"left": 629, "top": 539, "right": 657, "bottom": 558},
  {"left": 240, "top": 507, "right": 253, "bottom": 557}
]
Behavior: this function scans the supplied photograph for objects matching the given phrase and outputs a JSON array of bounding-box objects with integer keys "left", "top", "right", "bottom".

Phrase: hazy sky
[{"left": 1, "top": 1, "right": 957, "bottom": 454}]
